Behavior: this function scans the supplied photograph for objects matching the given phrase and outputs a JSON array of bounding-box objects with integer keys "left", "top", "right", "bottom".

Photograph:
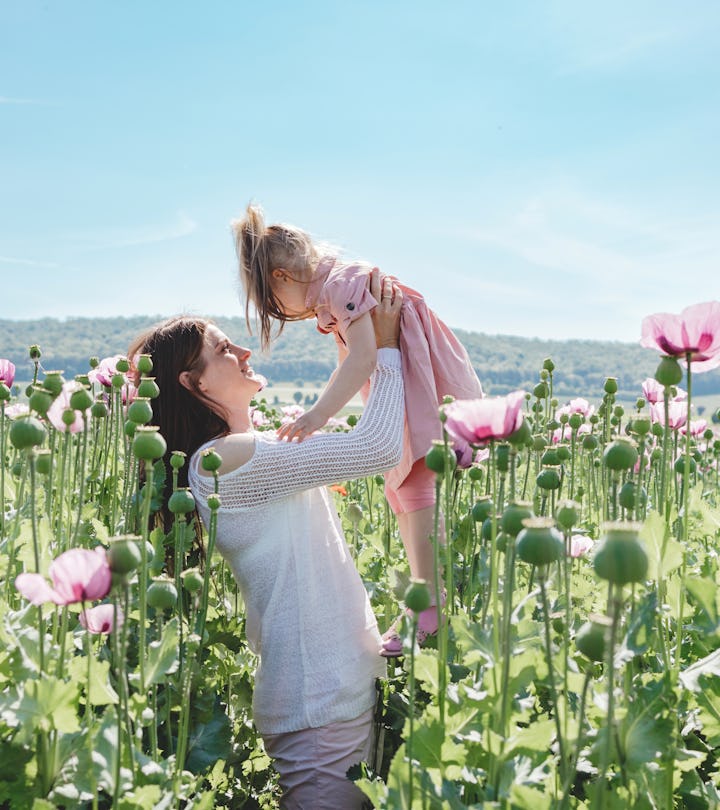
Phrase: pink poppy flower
[
  {"left": 79, "top": 603, "right": 123, "bottom": 634},
  {"left": 15, "top": 547, "right": 111, "bottom": 605},
  {"left": 681, "top": 418, "right": 708, "bottom": 438},
  {"left": 0, "top": 359, "right": 15, "bottom": 387},
  {"left": 88, "top": 355, "right": 124, "bottom": 388},
  {"left": 250, "top": 407, "right": 270, "bottom": 427},
  {"left": 642, "top": 378, "right": 687, "bottom": 403},
  {"left": 451, "top": 436, "right": 476, "bottom": 469},
  {"left": 47, "top": 381, "right": 91, "bottom": 433},
  {"left": 570, "top": 535, "right": 594, "bottom": 558},
  {"left": 650, "top": 400, "right": 688, "bottom": 430},
  {"left": 641, "top": 301, "right": 720, "bottom": 372},
  {"left": 557, "top": 398, "right": 594, "bottom": 419},
  {"left": 5, "top": 403, "right": 29, "bottom": 419},
  {"left": 443, "top": 391, "right": 526, "bottom": 446},
  {"left": 552, "top": 422, "right": 590, "bottom": 444}
]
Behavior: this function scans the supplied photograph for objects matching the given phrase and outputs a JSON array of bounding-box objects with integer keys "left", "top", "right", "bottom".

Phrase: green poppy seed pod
[
  {"left": 115, "top": 357, "right": 130, "bottom": 373},
  {"left": 61, "top": 409, "right": 75, "bottom": 427},
  {"left": 547, "top": 419, "right": 561, "bottom": 432},
  {"left": 0, "top": 383, "right": 11, "bottom": 402},
  {"left": 556, "top": 445, "right": 570, "bottom": 462},
  {"left": 536, "top": 467, "right": 561, "bottom": 491},
  {"left": 69, "top": 386, "right": 93, "bottom": 412},
  {"left": 182, "top": 567, "right": 204, "bottom": 593},
  {"left": 533, "top": 382, "right": 549, "bottom": 399},
  {"left": 146, "top": 577, "right": 178, "bottom": 611},
  {"left": 468, "top": 466, "right": 482, "bottom": 481},
  {"left": 592, "top": 522, "right": 648, "bottom": 585},
  {"left": 168, "top": 487, "right": 196, "bottom": 515},
  {"left": 107, "top": 535, "right": 143, "bottom": 575},
  {"left": 559, "top": 413, "right": 569, "bottom": 425},
  {"left": 127, "top": 397, "right": 153, "bottom": 425},
  {"left": 11, "top": 459, "right": 23, "bottom": 477},
  {"left": 636, "top": 397, "right": 646, "bottom": 410},
  {"left": 207, "top": 493, "right": 221, "bottom": 510},
  {"left": 89, "top": 356, "right": 99, "bottom": 369},
  {"left": 651, "top": 422, "right": 664, "bottom": 438},
  {"left": 575, "top": 485, "right": 585, "bottom": 499},
  {"left": 111, "top": 373, "right": 125, "bottom": 389},
  {"left": 541, "top": 448, "right": 560, "bottom": 466},
  {"left": 471, "top": 497, "right": 494, "bottom": 523},
  {"left": 613, "top": 405, "right": 624, "bottom": 419},
  {"left": 28, "top": 386, "right": 53, "bottom": 416},
  {"left": 650, "top": 448, "right": 662, "bottom": 463},
  {"left": 35, "top": 449, "right": 53, "bottom": 476},
  {"left": 137, "top": 377, "right": 160, "bottom": 399},
  {"left": 507, "top": 419, "right": 531, "bottom": 447},
  {"left": 655, "top": 356, "right": 683, "bottom": 387},
  {"left": 494, "top": 443, "right": 510, "bottom": 473},
  {"left": 568, "top": 413, "right": 583, "bottom": 430},
  {"left": 532, "top": 434, "right": 547, "bottom": 452},
  {"left": 543, "top": 358, "right": 555, "bottom": 373},
  {"left": 556, "top": 500, "right": 580, "bottom": 530},
  {"left": 124, "top": 420, "right": 137, "bottom": 438},
  {"left": 42, "top": 371, "right": 65, "bottom": 397},
  {"left": 170, "top": 451, "right": 187, "bottom": 470},
  {"left": 346, "top": 502, "right": 364, "bottom": 525},
  {"left": 10, "top": 416, "right": 47, "bottom": 450},
  {"left": 589, "top": 414, "right": 599, "bottom": 425},
  {"left": 136, "top": 354, "right": 153, "bottom": 375},
  {"left": 610, "top": 416, "right": 619, "bottom": 427},
  {"left": 75, "top": 373, "right": 91, "bottom": 387},
  {"left": 425, "top": 441, "right": 447, "bottom": 474},
  {"left": 619, "top": 481, "right": 647, "bottom": 511},
  {"left": 481, "top": 517, "right": 494, "bottom": 542},
  {"left": 632, "top": 416, "right": 652, "bottom": 436},
  {"left": 575, "top": 618, "right": 609, "bottom": 662},
  {"left": 516, "top": 518, "right": 564, "bottom": 566},
  {"left": 91, "top": 398, "right": 108, "bottom": 419},
  {"left": 200, "top": 448, "right": 223, "bottom": 472},
  {"left": 604, "top": 377, "right": 618, "bottom": 395},
  {"left": 29, "top": 344, "right": 42, "bottom": 360},
  {"left": 532, "top": 401, "right": 543, "bottom": 414},
  {"left": 374, "top": 474, "right": 384, "bottom": 485},
  {"left": 501, "top": 501, "right": 534, "bottom": 537},
  {"left": 674, "top": 455, "right": 696, "bottom": 474},
  {"left": 132, "top": 426, "right": 167, "bottom": 461},
  {"left": 540, "top": 369, "right": 549, "bottom": 381},
  {"left": 404, "top": 578, "right": 431, "bottom": 613},
  {"left": 346, "top": 414, "right": 358, "bottom": 427},
  {"left": 603, "top": 438, "right": 639, "bottom": 471}
]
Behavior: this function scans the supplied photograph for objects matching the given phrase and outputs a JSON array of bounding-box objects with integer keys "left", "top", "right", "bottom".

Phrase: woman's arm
[{"left": 189, "top": 350, "right": 404, "bottom": 509}]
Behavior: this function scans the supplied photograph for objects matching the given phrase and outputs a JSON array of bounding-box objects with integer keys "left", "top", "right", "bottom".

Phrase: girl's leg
[{"left": 396, "top": 506, "right": 444, "bottom": 593}]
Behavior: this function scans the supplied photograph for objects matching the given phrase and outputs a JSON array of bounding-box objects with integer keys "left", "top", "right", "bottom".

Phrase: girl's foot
[{"left": 379, "top": 593, "right": 445, "bottom": 658}]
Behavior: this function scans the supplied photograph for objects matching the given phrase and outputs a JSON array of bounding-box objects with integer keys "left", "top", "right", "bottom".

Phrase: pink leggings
[
  {"left": 262, "top": 708, "right": 374, "bottom": 809},
  {"left": 384, "top": 458, "right": 437, "bottom": 515}
]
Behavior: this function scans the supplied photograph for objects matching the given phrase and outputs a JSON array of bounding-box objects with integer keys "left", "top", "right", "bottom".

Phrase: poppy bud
[
  {"left": 137, "top": 377, "right": 160, "bottom": 399},
  {"left": 69, "top": 387, "right": 93, "bottom": 412},
  {"left": 404, "top": 578, "right": 431, "bottom": 613},
  {"left": 42, "top": 371, "right": 65, "bottom": 397},
  {"left": 516, "top": 518, "right": 564, "bottom": 566},
  {"left": 200, "top": 448, "right": 222, "bottom": 472},
  {"left": 170, "top": 451, "right": 187, "bottom": 470},
  {"left": 132, "top": 426, "right": 167, "bottom": 461},
  {"left": 10, "top": 417, "right": 46, "bottom": 450},
  {"left": 655, "top": 356, "right": 683, "bottom": 387}
]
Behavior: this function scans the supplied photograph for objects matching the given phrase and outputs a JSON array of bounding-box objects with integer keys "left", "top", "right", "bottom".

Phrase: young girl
[{"left": 233, "top": 204, "right": 483, "bottom": 656}]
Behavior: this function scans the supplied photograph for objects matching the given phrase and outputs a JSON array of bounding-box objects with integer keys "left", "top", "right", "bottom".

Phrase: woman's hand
[
  {"left": 276, "top": 407, "right": 329, "bottom": 443},
  {"left": 370, "top": 268, "right": 402, "bottom": 349}
]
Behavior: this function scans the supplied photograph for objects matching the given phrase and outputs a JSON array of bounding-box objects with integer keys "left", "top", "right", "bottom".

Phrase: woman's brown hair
[{"left": 128, "top": 316, "right": 230, "bottom": 529}]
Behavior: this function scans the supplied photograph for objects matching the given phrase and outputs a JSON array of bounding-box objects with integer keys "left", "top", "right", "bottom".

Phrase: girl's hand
[
  {"left": 276, "top": 407, "right": 329, "bottom": 443},
  {"left": 370, "top": 270, "right": 403, "bottom": 349}
]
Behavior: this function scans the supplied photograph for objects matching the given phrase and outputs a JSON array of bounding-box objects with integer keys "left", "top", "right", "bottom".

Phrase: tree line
[{"left": 2, "top": 316, "right": 718, "bottom": 403}]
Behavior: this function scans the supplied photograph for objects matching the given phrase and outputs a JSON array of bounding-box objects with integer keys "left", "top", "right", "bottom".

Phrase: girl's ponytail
[{"left": 231, "top": 203, "right": 316, "bottom": 350}]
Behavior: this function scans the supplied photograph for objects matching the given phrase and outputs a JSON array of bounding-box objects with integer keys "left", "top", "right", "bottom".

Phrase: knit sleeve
[{"left": 189, "top": 349, "right": 404, "bottom": 509}]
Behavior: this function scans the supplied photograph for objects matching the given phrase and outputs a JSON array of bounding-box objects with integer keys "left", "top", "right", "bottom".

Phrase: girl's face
[{"left": 194, "top": 325, "right": 264, "bottom": 400}]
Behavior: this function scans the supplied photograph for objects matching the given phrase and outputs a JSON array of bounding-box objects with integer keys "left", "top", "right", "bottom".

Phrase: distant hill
[{"left": 2, "top": 316, "right": 719, "bottom": 403}]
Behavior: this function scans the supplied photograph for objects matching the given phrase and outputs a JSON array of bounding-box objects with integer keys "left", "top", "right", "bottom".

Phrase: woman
[{"left": 129, "top": 272, "right": 403, "bottom": 809}]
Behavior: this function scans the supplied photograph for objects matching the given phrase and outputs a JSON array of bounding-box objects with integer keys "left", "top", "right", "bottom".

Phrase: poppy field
[{"left": 1, "top": 301, "right": 720, "bottom": 809}]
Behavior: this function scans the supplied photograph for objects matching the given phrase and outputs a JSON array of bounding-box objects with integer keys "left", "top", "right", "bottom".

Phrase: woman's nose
[{"left": 233, "top": 345, "right": 251, "bottom": 360}]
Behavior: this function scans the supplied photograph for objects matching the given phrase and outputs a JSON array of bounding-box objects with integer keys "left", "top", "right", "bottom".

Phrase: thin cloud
[
  {"left": 67, "top": 211, "right": 198, "bottom": 251},
  {"left": 0, "top": 255, "right": 59, "bottom": 268}
]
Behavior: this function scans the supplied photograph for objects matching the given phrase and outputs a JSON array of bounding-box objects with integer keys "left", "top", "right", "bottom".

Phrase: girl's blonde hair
[{"left": 232, "top": 203, "right": 318, "bottom": 350}]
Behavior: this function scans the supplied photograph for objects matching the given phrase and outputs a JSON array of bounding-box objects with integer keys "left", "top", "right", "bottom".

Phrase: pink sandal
[{"left": 380, "top": 591, "right": 446, "bottom": 658}]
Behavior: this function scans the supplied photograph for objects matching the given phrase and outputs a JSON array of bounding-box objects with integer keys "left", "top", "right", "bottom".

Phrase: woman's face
[{"left": 194, "top": 325, "right": 265, "bottom": 401}]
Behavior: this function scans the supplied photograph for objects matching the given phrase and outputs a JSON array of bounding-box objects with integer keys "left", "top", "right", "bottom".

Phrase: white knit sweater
[{"left": 188, "top": 349, "right": 404, "bottom": 735}]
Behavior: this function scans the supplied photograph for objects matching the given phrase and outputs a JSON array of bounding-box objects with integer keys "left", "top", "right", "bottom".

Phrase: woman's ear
[
  {"left": 179, "top": 371, "right": 195, "bottom": 392},
  {"left": 272, "top": 267, "right": 289, "bottom": 282}
]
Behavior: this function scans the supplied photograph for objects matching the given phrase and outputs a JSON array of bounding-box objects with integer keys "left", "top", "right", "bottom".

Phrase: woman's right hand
[{"left": 370, "top": 268, "right": 402, "bottom": 349}]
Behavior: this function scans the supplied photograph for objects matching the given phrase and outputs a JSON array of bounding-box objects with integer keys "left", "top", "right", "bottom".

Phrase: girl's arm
[{"left": 276, "top": 313, "right": 377, "bottom": 442}]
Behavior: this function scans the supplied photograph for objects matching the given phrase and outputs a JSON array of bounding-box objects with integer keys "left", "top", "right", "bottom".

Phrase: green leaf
[
  {"left": 143, "top": 617, "right": 179, "bottom": 687},
  {"left": 680, "top": 649, "right": 720, "bottom": 692},
  {"left": 685, "top": 577, "right": 719, "bottom": 628},
  {"left": 67, "top": 655, "right": 119, "bottom": 706},
  {"left": 413, "top": 650, "right": 440, "bottom": 691},
  {"left": 185, "top": 699, "right": 233, "bottom": 773},
  {"left": 16, "top": 676, "right": 81, "bottom": 735},
  {"left": 641, "top": 510, "right": 683, "bottom": 581}
]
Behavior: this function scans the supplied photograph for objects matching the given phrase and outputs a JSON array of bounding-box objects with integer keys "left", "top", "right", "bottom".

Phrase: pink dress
[{"left": 306, "top": 257, "right": 483, "bottom": 491}]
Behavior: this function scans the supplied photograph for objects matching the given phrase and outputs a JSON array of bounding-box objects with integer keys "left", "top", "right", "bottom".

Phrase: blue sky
[{"left": 1, "top": 1, "right": 718, "bottom": 343}]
